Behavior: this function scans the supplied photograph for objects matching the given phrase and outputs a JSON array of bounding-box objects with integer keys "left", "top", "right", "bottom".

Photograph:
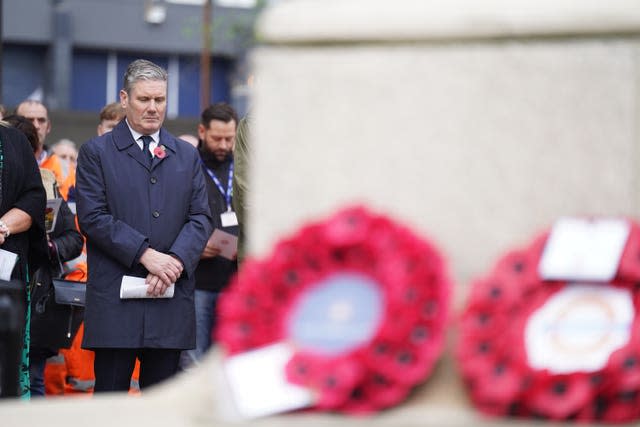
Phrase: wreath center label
[
  {"left": 525, "top": 283, "right": 633, "bottom": 373},
  {"left": 287, "top": 272, "right": 384, "bottom": 355}
]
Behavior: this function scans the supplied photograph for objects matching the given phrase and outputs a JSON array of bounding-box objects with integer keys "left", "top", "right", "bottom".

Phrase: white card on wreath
[
  {"left": 525, "top": 283, "right": 633, "bottom": 373},
  {"left": 222, "top": 342, "right": 315, "bottom": 419},
  {"left": 538, "top": 217, "right": 630, "bottom": 282}
]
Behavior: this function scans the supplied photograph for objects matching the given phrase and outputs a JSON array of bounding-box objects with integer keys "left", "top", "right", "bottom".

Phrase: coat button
[
  {"left": 150, "top": 176, "right": 157, "bottom": 184},
  {"left": 152, "top": 211, "right": 160, "bottom": 218}
]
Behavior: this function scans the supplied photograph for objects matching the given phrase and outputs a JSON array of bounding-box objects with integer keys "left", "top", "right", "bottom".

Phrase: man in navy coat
[{"left": 76, "top": 59, "right": 213, "bottom": 392}]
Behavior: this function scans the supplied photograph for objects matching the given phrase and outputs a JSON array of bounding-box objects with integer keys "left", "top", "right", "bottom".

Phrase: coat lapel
[
  {"left": 150, "top": 129, "right": 177, "bottom": 171},
  {"left": 112, "top": 121, "right": 152, "bottom": 171}
]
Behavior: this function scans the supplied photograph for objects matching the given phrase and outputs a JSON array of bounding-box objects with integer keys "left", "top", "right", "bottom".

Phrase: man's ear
[{"left": 119, "top": 89, "right": 128, "bottom": 108}]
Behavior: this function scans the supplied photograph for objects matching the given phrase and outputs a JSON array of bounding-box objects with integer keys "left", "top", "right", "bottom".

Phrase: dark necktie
[{"left": 140, "top": 135, "right": 153, "bottom": 164}]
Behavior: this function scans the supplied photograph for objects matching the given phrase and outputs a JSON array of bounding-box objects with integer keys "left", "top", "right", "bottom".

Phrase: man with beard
[{"left": 179, "top": 102, "right": 239, "bottom": 369}]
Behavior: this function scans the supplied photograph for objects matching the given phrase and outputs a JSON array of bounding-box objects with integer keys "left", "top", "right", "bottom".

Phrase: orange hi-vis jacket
[{"left": 41, "top": 153, "right": 76, "bottom": 201}]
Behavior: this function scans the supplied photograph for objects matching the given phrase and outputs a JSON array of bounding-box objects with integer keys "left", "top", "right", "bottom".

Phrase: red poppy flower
[
  {"left": 604, "top": 344, "right": 640, "bottom": 390},
  {"left": 527, "top": 372, "right": 593, "bottom": 420},
  {"left": 349, "top": 373, "right": 411, "bottom": 412},
  {"left": 217, "top": 204, "right": 452, "bottom": 413},
  {"left": 153, "top": 144, "right": 166, "bottom": 158},
  {"left": 493, "top": 249, "right": 540, "bottom": 291},
  {"left": 598, "top": 397, "right": 640, "bottom": 424},
  {"left": 470, "top": 360, "right": 525, "bottom": 406},
  {"left": 285, "top": 351, "right": 364, "bottom": 409}
]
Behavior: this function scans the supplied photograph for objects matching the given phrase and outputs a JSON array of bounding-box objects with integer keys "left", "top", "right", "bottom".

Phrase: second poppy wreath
[
  {"left": 216, "top": 205, "right": 452, "bottom": 414},
  {"left": 457, "top": 217, "right": 640, "bottom": 423}
]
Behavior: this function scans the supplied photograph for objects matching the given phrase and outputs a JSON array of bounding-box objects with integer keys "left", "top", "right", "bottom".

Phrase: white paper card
[
  {"left": 119, "top": 275, "right": 174, "bottom": 299},
  {"left": 538, "top": 217, "right": 630, "bottom": 282},
  {"left": 0, "top": 249, "right": 18, "bottom": 281},
  {"left": 208, "top": 229, "right": 238, "bottom": 260},
  {"left": 45, "top": 197, "right": 63, "bottom": 233},
  {"left": 525, "top": 283, "right": 633, "bottom": 373},
  {"left": 220, "top": 211, "right": 238, "bottom": 227},
  {"left": 222, "top": 342, "right": 315, "bottom": 419}
]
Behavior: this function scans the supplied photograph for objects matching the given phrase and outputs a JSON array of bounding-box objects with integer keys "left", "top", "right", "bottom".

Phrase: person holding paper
[
  {"left": 179, "top": 103, "right": 239, "bottom": 370},
  {"left": 0, "top": 122, "right": 47, "bottom": 397},
  {"left": 76, "top": 59, "right": 213, "bottom": 392},
  {"left": 28, "top": 182, "right": 83, "bottom": 397}
]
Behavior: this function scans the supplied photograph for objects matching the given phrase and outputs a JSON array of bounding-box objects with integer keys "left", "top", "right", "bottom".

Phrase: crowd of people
[{"left": 0, "top": 58, "right": 248, "bottom": 398}]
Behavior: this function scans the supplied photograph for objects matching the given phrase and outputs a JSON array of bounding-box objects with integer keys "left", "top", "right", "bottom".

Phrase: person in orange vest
[
  {"left": 52, "top": 139, "right": 78, "bottom": 165},
  {"left": 15, "top": 100, "right": 76, "bottom": 200},
  {"left": 44, "top": 139, "right": 77, "bottom": 201}
]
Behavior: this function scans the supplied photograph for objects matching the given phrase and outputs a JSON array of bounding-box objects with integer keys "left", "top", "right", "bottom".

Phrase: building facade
[{"left": 2, "top": 0, "right": 257, "bottom": 118}]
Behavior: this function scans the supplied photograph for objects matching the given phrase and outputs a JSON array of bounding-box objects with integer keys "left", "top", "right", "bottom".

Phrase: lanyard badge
[{"left": 204, "top": 161, "right": 238, "bottom": 227}]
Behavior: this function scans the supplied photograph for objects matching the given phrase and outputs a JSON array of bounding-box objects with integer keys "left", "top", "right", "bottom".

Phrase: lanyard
[{"left": 203, "top": 161, "right": 234, "bottom": 211}]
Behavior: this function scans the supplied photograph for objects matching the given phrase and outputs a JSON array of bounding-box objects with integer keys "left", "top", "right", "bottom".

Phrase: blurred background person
[
  {"left": 178, "top": 134, "right": 199, "bottom": 149},
  {"left": 50, "top": 139, "right": 78, "bottom": 204},
  {"left": 0, "top": 119, "right": 47, "bottom": 398},
  {"left": 232, "top": 113, "right": 251, "bottom": 265},
  {"left": 179, "top": 103, "right": 239, "bottom": 370},
  {"left": 51, "top": 139, "right": 78, "bottom": 165},
  {"left": 97, "top": 102, "right": 125, "bottom": 136},
  {"left": 15, "top": 100, "right": 52, "bottom": 166},
  {"left": 0, "top": 104, "right": 6, "bottom": 120},
  {"left": 3, "top": 115, "right": 40, "bottom": 156},
  {"left": 15, "top": 100, "right": 75, "bottom": 201}
]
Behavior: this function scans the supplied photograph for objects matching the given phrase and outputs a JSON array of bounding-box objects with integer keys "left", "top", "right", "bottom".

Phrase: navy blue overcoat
[{"left": 76, "top": 120, "right": 213, "bottom": 349}]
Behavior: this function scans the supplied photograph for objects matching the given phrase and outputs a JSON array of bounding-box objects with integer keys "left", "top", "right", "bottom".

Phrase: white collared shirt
[{"left": 126, "top": 119, "right": 160, "bottom": 157}]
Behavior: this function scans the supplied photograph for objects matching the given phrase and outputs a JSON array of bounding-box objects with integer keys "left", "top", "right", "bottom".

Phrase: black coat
[
  {"left": 0, "top": 125, "right": 47, "bottom": 281},
  {"left": 195, "top": 149, "right": 238, "bottom": 292},
  {"left": 30, "top": 199, "right": 83, "bottom": 351}
]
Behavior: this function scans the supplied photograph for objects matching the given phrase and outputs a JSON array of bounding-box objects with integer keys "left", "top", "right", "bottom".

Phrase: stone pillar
[{"left": 249, "top": 0, "right": 640, "bottom": 310}]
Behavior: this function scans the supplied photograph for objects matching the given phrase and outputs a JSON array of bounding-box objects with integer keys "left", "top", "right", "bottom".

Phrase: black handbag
[
  {"left": 52, "top": 279, "right": 85, "bottom": 306},
  {"left": 31, "top": 275, "right": 84, "bottom": 349}
]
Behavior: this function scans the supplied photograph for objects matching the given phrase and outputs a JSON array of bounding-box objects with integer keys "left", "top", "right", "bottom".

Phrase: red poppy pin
[{"left": 154, "top": 145, "right": 167, "bottom": 159}]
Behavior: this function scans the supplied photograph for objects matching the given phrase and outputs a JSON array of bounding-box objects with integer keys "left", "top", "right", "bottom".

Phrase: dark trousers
[
  {"left": 29, "top": 347, "right": 54, "bottom": 396},
  {"left": 93, "top": 348, "right": 181, "bottom": 392}
]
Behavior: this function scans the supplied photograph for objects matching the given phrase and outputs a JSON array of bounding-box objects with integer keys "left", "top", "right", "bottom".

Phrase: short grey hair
[
  {"left": 122, "top": 59, "right": 168, "bottom": 94},
  {"left": 53, "top": 138, "right": 77, "bottom": 150}
]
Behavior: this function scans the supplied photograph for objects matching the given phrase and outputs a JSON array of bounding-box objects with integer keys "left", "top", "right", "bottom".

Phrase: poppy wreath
[
  {"left": 216, "top": 205, "right": 452, "bottom": 414},
  {"left": 457, "top": 221, "right": 640, "bottom": 423}
]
